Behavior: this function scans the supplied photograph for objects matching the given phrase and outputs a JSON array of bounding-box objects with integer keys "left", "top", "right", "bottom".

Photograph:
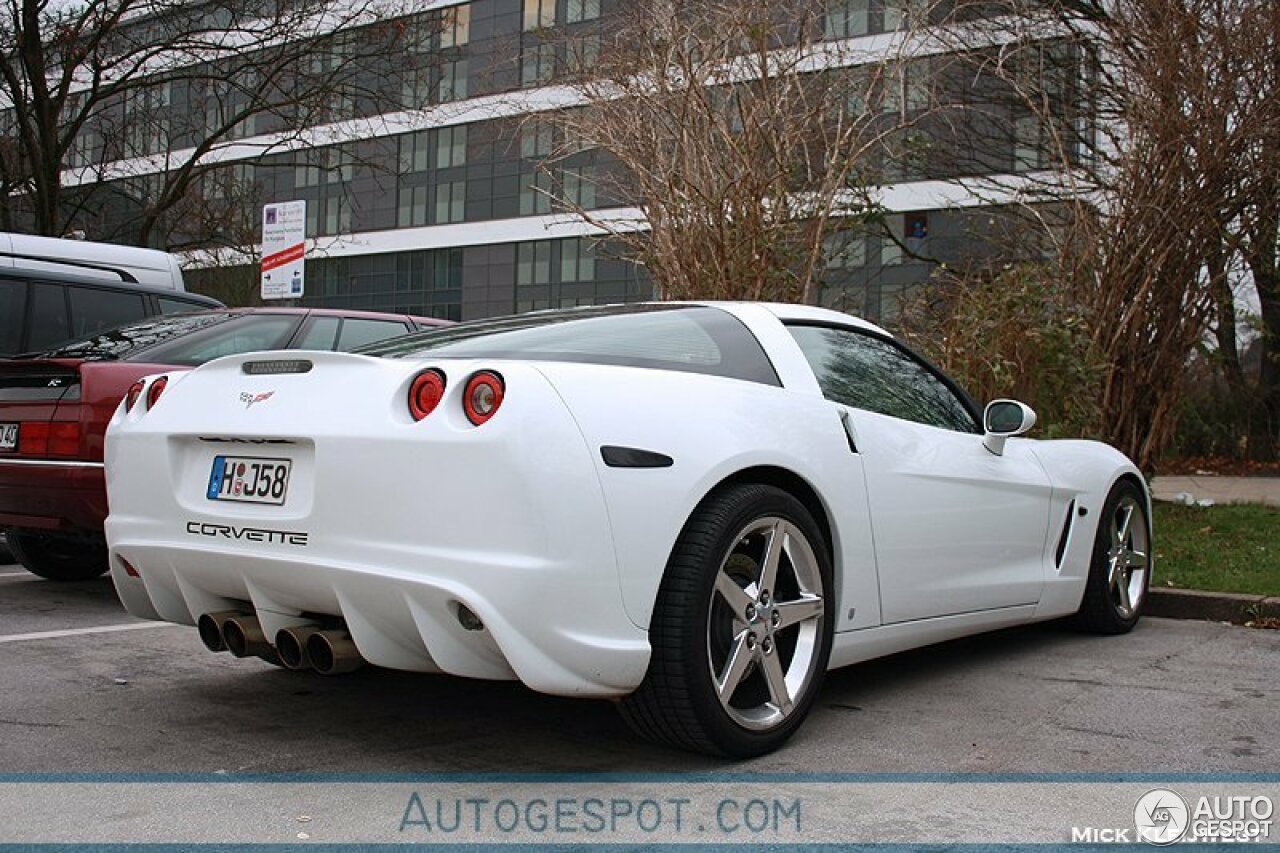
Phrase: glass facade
[{"left": 11, "top": 0, "right": 1081, "bottom": 326}]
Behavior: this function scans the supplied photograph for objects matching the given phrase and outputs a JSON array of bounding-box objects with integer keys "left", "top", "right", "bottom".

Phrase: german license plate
[
  {"left": 0, "top": 423, "right": 16, "bottom": 452},
  {"left": 207, "top": 456, "right": 292, "bottom": 505}
]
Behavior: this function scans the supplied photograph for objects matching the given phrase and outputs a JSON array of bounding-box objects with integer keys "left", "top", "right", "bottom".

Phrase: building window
[
  {"left": 825, "top": 0, "right": 869, "bottom": 39},
  {"left": 399, "top": 130, "right": 430, "bottom": 173},
  {"left": 1014, "top": 116, "right": 1043, "bottom": 171},
  {"left": 402, "top": 66, "right": 433, "bottom": 109},
  {"left": 440, "top": 5, "right": 470, "bottom": 48},
  {"left": 437, "top": 58, "right": 469, "bottom": 103},
  {"left": 565, "top": 0, "right": 600, "bottom": 23},
  {"left": 436, "top": 125, "right": 467, "bottom": 169},
  {"left": 883, "top": 0, "right": 929, "bottom": 31},
  {"left": 522, "top": 42, "right": 556, "bottom": 88},
  {"left": 562, "top": 164, "right": 596, "bottom": 209},
  {"left": 521, "top": 120, "right": 553, "bottom": 158},
  {"left": 398, "top": 184, "right": 429, "bottom": 227},
  {"left": 560, "top": 238, "right": 596, "bottom": 282},
  {"left": 880, "top": 215, "right": 904, "bottom": 266},
  {"left": 824, "top": 232, "right": 866, "bottom": 268},
  {"left": 520, "top": 172, "right": 553, "bottom": 216},
  {"left": 435, "top": 180, "right": 465, "bottom": 224},
  {"left": 524, "top": 0, "right": 555, "bottom": 30},
  {"left": 517, "top": 241, "right": 552, "bottom": 285}
]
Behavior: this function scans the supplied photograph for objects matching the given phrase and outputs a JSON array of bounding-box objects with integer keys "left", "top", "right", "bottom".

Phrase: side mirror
[{"left": 983, "top": 399, "right": 1037, "bottom": 456}]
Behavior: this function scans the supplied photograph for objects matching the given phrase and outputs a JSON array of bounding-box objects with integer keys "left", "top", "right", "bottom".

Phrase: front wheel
[
  {"left": 6, "top": 531, "right": 109, "bottom": 582},
  {"left": 1073, "top": 480, "right": 1151, "bottom": 634},
  {"left": 620, "top": 484, "right": 833, "bottom": 757}
]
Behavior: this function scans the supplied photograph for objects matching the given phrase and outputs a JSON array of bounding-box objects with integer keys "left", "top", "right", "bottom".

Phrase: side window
[
  {"left": 157, "top": 296, "right": 208, "bottom": 315},
  {"left": 787, "top": 324, "right": 977, "bottom": 433},
  {"left": 67, "top": 287, "right": 147, "bottom": 338},
  {"left": 0, "top": 280, "right": 27, "bottom": 355},
  {"left": 293, "top": 316, "right": 340, "bottom": 350},
  {"left": 27, "top": 282, "right": 71, "bottom": 351},
  {"left": 336, "top": 318, "right": 410, "bottom": 351}
]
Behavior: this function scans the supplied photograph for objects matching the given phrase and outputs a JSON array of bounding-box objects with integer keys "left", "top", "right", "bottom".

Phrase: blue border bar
[{"left": 0, "top": 772, "right": 1276, "bottom": 783}]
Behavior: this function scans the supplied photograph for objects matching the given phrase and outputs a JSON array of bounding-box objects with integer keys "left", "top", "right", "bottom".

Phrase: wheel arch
[{"left": 685, "top": 464, "right": 841, "bottom": 620}]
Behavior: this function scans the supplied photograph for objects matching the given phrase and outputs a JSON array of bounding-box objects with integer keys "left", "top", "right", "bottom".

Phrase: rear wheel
[
  {"left": 6, "top": 531, "right": 109, "bottom": 581},
  {"left": 620, "top": 484, "right": 833, "bottom": 757},
  {"left": 1073, "top": 480, "right": 1150, "bottom": 634}
]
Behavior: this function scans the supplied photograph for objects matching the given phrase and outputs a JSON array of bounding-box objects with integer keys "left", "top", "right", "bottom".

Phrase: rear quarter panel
[{"left": 535, "top": 363, "right": 882, "bottom": 633}]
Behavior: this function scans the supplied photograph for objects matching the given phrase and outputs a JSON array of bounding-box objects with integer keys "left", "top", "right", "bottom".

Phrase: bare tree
[
  {"left": 916, "top": 0, "right": 1278, "bottom": 469},
  {"left": 0, "top": 0, "right": 442, "bottom": 248},
  {"left": 530, "top": 0, "right": 940, "bottom": 304}
]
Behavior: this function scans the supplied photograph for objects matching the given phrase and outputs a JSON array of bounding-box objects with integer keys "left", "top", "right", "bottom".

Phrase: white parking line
[{"left": 0, "top": 622, "right": 178, "bottom": 644}]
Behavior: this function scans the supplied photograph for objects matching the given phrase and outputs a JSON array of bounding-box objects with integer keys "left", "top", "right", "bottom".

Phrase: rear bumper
[
  {"left": 0, "top": 459, "right": 107, "bottom": 534},
  {"left": 108, "top": 530, "right": 650, "bottom": 698}
]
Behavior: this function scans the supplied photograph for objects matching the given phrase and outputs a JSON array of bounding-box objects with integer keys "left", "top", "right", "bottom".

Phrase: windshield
[{"left": 359, "top": 304, "right": 780, "bottom": 386}]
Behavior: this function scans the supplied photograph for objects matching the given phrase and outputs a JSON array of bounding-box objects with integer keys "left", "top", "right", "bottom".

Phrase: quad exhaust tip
[
  {"left": 221, "top": 614, "right": 273, "bottom": 659},
  {"left": 275, "top": 625, "right": 324, "bottom": 671},
  {"left": 305, "top": 630, "right": 365, "bottom": 676},
  {"left": 197, "top": 610, "right": 243, "bottom": 653}
]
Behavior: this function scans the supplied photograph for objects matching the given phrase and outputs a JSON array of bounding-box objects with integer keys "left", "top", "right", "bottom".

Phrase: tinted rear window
[
  {"left": 32, "top": 312, "right": 237, "bottom": 361},
  {"left": 361, "top": 305, "right": 780, "bottom": 386},
  {"left": 0, "top": 280, "right": 25, "bottom": 355}
]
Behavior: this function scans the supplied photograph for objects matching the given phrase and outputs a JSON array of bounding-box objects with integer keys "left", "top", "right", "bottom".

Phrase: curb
[{"left": 1147, "top": 588, "right": 1280, "bottom": 624}]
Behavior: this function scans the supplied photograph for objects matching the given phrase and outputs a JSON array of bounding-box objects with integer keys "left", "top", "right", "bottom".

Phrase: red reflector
[
  {"left": 146, "top": 376, "right": 168, "bottom": 410},
  {"left": 408, "top": 369, "right": 447, "bottom": 422},
  {"left": 125, "top": 381, "right": 145, "bottom": 412},
  {"left": 463, "top": 371, "right": 505, "bottom": 426},
  {"left": 120, "top": 557, "right": 140, "bottom": 578}
]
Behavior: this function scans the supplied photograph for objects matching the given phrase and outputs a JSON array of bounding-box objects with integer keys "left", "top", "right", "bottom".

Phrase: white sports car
[{"left": 104, "top": 303, "right": 1152, "bottom": 756}]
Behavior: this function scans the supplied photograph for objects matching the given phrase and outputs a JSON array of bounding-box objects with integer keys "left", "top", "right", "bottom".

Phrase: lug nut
[
  {"left": 762, "top": 637, "right": 773, "bottom": 654},
  {"left": 746, "top": 633, "right": 757, "bottom": 650},
  {"left": 745, "top": 604, "right": 757, "bottom": 621},
  {"left": 771, "top": 610, "right": 781, "bottom": 627}
]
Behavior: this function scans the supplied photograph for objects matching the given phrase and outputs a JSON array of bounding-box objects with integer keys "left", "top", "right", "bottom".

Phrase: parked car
[
  {"left": 0, "top": 266, "right": 221, "bottom": 358},
  {"left": 103, "top": 303, "right": 1152, "bottom": 757},
  {"left": 1, "top": 307, "right": 448, "bottom": 581},
  {"left": 1, "top": 231, "right": 187, "bottom": 290}
]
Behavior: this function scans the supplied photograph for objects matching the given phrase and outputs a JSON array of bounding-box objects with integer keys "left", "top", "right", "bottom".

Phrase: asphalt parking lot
[{"left": 2, "top": 559, "right": 1277, "bottom": 776}]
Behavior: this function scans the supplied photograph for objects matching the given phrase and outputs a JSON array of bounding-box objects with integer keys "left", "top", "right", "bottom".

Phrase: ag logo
[
  {"left": 239, "top": 391, "right": 274, "bottom": 409},
  {"left": 1135, "top": 788, "right": 1189, "bottom": 845}
]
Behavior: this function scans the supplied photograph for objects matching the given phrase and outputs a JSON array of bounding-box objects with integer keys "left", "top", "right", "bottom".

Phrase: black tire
[
  {"left": 620, "top": 484, "right": 834, "bottom": 757},
  {"left": 0, "top": 534, "right": 13, "bottom": 566},
  {"left": 1073, "top": 479, "right": 1151, "bottom": 634},
  {"left": 6, "top": 531, "right": 109, "bottom": 581}
]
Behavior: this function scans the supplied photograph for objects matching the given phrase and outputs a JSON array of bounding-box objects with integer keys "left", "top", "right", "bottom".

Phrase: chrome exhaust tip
[
  {"left": 197, "top": 610, "right": 242, "bottom": 653},
  {"left": 305, "top": 630, "right": 365, "bottom": 675},
  {"left": 274, "top": 625, "right": 322, "bottom": 671},
  {"left": 221, "top": 613, "right": 272, "bottom": 659}
]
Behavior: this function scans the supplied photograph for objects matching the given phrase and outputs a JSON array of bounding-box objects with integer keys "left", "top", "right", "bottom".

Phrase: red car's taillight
[
  {"left": 145, "top": 376, "right": 168, "bottom": 410},
  {"left": 125, "top": 381, "right": 145, "bottom": 412},
  {"left": 408, "top": 369, "right": 447, "bottom": 422},
  {"left": 463, "top": 371, "right": 504, "bottom": 426},
  {"left": 18, "top": 422, "right": 80, "bottom": 457}
]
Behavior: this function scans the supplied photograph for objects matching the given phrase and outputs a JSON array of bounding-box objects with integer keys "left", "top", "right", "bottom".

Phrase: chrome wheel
[
  {"left": 706, "top": 516, "right": 825, "bottom": 731},
  {"left": 1106, "top": 495, "right": 1149, "bottom": 619}
]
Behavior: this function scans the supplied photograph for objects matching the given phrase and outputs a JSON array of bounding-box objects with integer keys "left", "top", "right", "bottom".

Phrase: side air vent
[
  {"left": 243, "top": 359, "right": 313, "bottom": 375},
  {"left": 1054, "top": 500, "right": 1077, "bottom": 569}
]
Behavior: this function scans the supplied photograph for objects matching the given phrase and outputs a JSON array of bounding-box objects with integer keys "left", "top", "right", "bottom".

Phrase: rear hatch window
[{"left": 360, "top": 305, "right": 780, "bottom": 386}]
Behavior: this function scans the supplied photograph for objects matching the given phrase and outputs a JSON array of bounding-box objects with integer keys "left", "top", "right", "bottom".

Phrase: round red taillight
[
  {"left": 125, "top": 381, "right": 145, "bottom": 412},
  {"left": 145, "top": 376, "right": 168, "bottom": 410},
  {"left": 463, "top": 371, "right": 504, "bottom": 426},
  {"left": 408, "top": 369, "right": 447, "bottom": 421}
]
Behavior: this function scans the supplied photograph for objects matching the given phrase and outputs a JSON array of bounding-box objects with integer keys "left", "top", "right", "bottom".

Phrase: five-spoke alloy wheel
[
  {"left": 621, "top": 484, "right": 833, "bottom": 757},
  {"left": 1075, "top": 479, "right": 1151, "bottom": 634}
]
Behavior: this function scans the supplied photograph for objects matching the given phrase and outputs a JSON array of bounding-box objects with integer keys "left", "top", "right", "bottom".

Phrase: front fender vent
[{"left": 1054, "top": 500, "right": 1077, "bottom": 569}]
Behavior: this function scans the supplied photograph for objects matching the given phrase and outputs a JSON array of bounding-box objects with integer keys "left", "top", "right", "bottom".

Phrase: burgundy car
[{"left": 0, "top": 307, "right": 448, "bottom": 580}]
